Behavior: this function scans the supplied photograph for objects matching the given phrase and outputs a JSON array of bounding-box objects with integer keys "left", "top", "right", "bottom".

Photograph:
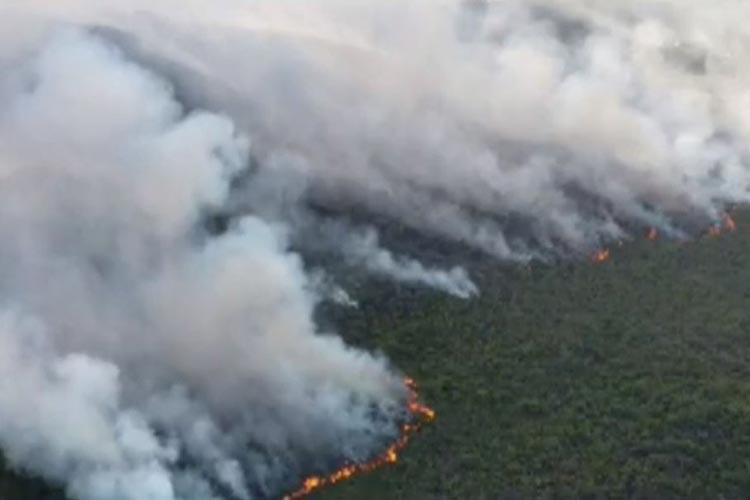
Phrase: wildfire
[
  {"left": 285, "top": 211, "right": 740, "bottom": 499},
  {"left": 724, "top": 213, "right": 737, "bottom": 232},
  {"left": 283, "top": 378, "right": 435, "bottom": 500},
  {"left": 707, "top": 213, "right": 737, "bottom": 237},
  {"left": 591, "top": 249, "right": 610, "bottom": 263},
  {"left": 592, "top": 213, "right": 738, "bottom": 265}
]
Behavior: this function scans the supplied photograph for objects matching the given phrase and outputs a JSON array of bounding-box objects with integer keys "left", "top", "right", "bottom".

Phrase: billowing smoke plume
[
  {"left": 1, "top": 0, "right": 750, "bottom": 498},
  {"left": 0, "top": 25, "right": 405, "bottom": 500},
  {"left": 18, "top": 0, "right": 747, "bottom": 258}
]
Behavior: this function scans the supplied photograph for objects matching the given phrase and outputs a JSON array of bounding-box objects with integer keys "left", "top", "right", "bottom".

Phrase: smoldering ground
[{"left": 1, "top": 1, "right": 750, "bottom": 499}]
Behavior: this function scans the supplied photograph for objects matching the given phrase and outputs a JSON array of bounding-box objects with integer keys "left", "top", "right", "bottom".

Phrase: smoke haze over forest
[{"left": 1, "top": 1, "right": 750, "bottom": 498}]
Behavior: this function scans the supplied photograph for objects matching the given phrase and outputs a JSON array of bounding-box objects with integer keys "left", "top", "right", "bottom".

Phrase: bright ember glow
[
  {"left": 283, "top": 378, "right": 435, "bottom": 500},
  {"left": 724, "top": 214, "right": 737, "bottom": 232},
  {"left": 593, "top": 213, "right": 738, "bottom": 264},
  {"left": 707, "top": 214, "right": 737, "bottom": 237},
  {"left": 591, "top": 249, "right": 611, "bottom": 263}
]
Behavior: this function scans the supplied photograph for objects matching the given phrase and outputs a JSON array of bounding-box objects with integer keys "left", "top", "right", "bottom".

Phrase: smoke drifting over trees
[{"left": 1, "top": 1, "right": 750, "bottom": 498}]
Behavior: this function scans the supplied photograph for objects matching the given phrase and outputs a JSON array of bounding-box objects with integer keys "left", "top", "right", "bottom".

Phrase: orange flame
[
  {"left": 283, "top": 378, "right": 435, "bottom": 500},
  {"left": 707, "top": 214, "right": 736, "bottom": 237},
  {"left": 593, "top": 213, "right": 737, "bottom": 264},
  {"left": 591, "top": 249, "right": 610, "bottom": 263},
  {"left": 724, "top": 214, "right": 737, "bottom": 232},
  {"left": 286, "top": 211, "right": 739, "bottom": 498}
]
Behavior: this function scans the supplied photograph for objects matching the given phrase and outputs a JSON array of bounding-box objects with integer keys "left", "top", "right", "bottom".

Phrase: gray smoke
[
  {"left": 28, "top": 0, "right": 748, "bottom": 255},
  {"left": 0, "top": 26, "right": 405, "bottom": 500},
  {"left": 2, "top": 1, "right": 750, "bottom": 499}
]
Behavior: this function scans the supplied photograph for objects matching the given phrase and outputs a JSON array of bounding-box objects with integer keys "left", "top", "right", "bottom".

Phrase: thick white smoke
[
  {"left": 20, "top": 0, "right": 748, "bottom": 258},
  {"left": 2, "top": 0, "right": 750, "bottom": 498},
  {"left": 0, "top": 26, "right": 405, "bottom": 500}
]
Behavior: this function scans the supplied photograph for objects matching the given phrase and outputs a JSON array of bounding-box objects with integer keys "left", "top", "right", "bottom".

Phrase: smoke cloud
[
  {"left": 1, "top": 0, "right": 750, "bottom": 498},
  {"left": 0, "top": 25, "right": 404, "bottom": 500}
]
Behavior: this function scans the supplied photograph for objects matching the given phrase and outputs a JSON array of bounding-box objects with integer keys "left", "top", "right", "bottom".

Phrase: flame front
[
  {"left": 591, "top": 249, "right": 610, "bottom": 263},
  {"left": 283, "top": 378, "right": 435, "bottom": 500},
  {"left": 724, "top": 214, "right": 737, "bottom": 232},
  {"left": 593, "top": 213, "right": 737, "bottom": 264},
  {"left": 284, "top": 213, "right": 740, "bottom": 499},
  {"left": 707, "top": 213, "right": 737, "bottom": 237}
]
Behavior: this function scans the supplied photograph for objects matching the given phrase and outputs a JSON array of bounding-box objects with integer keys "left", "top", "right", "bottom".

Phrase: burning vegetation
[
  {"left": 591, "top": 214, "right": 737, "bottom": 264},
  {"left": 591, "top": 249, "right": 611, "bottom": 264},
  {"left": 709, "top": 214, "right": 737, "bottom": 236},
  {"left": 283, "top": 378, "right": 435, "bottom": 500},
  {"left": 285, "top": 212, "right": 740, "bottom": 499}
]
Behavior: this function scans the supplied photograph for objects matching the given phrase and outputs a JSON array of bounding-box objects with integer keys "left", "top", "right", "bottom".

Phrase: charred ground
[{"left": 4, "top": 211, "right": 750, "bottom": 499}]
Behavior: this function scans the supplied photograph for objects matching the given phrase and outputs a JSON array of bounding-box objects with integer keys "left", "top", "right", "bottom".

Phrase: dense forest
[{"left": 4, "top": 212, "right": 750, "bottom": 499}]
